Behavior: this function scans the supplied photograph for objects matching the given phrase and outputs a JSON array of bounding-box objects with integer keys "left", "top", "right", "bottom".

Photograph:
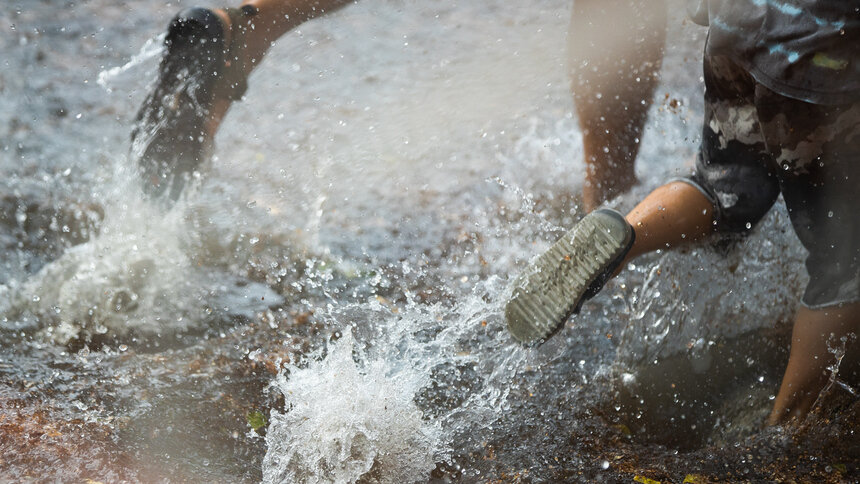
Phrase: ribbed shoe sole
[{"left": 505, "top": 209, "right": 634, "bottom": 345}]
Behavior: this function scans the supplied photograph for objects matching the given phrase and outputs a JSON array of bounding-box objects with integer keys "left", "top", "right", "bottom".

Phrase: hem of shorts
[
  {"left": 735, "top": 58, "right": 860, "bottom": 106},
  {"left": 800, "top": 296, "right": 860, "bottom": 310}
]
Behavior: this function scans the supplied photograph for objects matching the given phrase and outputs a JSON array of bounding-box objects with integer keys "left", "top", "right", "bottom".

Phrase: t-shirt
[{"left": 687, "top": 0, "right": 860, "bottom": 105}]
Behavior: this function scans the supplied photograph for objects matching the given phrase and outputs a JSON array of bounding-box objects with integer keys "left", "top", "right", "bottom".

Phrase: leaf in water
[
  {"left": 634, "top": 476, "right": 661, "bottom": 484},
  {"left": 247, "top": 410, "right": 267, "bottom": 431}
]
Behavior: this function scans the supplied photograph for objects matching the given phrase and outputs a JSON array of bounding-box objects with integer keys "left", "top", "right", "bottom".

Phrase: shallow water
[{"left": 2, "top": 0, "right": 858, "bottom": 482}]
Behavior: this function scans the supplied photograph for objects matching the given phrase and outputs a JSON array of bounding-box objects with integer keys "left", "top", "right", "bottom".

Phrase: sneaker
[
  {"left": 505, "top": 208, "right": 635, "bottom": 345},
  {"left": 131, "top": 6, "right": 256, "bottom": 201}
]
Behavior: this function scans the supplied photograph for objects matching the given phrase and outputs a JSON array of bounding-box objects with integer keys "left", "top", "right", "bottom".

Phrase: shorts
[{"left": 684, "top": 54, "right": 860, "bottom": 309}]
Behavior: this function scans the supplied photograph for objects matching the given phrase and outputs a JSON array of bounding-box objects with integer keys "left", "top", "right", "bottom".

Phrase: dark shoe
[
  {"left": 130, "top": 6, "right": 256, "bottom": 201},
  {"left": 505, "top": 208, "right": 635, "bottom": 345}
]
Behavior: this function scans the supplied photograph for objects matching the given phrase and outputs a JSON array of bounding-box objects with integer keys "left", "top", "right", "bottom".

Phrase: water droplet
[
  {"left": 745, "top": 222, "right": 752, "bottom": 229},
  {"left": 601, "top": 460, "right": 610, "bottom": 470},
  {"left": 828, "top": 211, "right": 834, "bottom": 218}
]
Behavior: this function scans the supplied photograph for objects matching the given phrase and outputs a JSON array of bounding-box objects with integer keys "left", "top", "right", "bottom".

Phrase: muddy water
[{"left": 2, "top": 1, "right": 858, "bottom": 482}]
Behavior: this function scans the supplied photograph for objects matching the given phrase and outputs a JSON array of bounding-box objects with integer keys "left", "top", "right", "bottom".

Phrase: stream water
[{"left": 2, "top": 1, "right": 858, "bottom": 482}]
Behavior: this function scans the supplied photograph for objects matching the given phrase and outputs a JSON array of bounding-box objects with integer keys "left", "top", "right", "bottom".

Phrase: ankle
[{"left": 211, "top": 6, "right": 268, "bottom": 79}]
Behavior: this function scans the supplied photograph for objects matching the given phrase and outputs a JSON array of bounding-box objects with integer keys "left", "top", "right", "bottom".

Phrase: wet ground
[{"left": 2, "top": 0, "right": 859, "bottom": 482}]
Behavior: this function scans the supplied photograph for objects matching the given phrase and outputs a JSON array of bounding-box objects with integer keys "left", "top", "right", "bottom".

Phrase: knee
[
  {"left": 691, "top": 149, "right": 781, "bottom": 233},
  {"left": 718, "top": 182, "right": 780, "bottom": 233}
]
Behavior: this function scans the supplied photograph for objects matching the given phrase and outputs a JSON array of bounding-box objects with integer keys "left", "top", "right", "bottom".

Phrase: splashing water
[
  {"left": 615, "top": 203, "right": 807, "bottom": 366},
  {"left": 264, "top": 331, "right": 438, "bottom": 483},
  {"left": 97, "top": 33, "right": 165, "bottom": 94},
  {"left": 264, "top": 276, "right": 533, "bottom": 482},
  {"left": 1, "top": 174, "right": 284, "bottom": 345},
  {"left": 2, "top": 0, "right": 857, "bottom": 482}
]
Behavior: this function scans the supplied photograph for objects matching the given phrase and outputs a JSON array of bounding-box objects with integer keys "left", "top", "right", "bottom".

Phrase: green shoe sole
[{"left": 505, "top": 208, "right": 634, "bottom": 345}]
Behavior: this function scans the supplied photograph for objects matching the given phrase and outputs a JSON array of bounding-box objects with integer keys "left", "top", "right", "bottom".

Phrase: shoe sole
[{"left": 505, "top": 208, "right": 634, "bottom": 345}]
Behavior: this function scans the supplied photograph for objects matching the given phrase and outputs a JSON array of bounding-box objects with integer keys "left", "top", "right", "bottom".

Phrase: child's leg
[
  {"left": 506, "top": 56, "right": 776, "bottom": 344},
  {"left": 622, "top": 180, "right": 715, "bottom": 262},
  {"left": 206, "top": 0, "right": 355, "bottom": 137},
  {"left": 768, "top": 303, "right": 860, "bottom": 425},
  {"left": 568, "top": 0, "right": 668, "bottom": 211},
  {"left": 134, "top": 0, "right": 357, "bottom": 199},
  {"left": 753, "top": 84, "right": 860, "bottom": 425},
  {"left": 505, "top": 180, "right": 715, "bottom": 344}
]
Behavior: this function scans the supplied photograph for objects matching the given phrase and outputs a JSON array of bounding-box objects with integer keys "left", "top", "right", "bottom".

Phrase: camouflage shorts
[{"left": 687, "top": 54, "right": 860, "bottom": 308}]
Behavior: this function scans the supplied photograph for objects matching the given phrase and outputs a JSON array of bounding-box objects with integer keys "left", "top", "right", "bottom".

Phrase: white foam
[
  {"left": 263, "top": 331, "right": 439, "bottom": 484},
  {"left": 2, "top": 189, "right": 198, "bottom": 342}
]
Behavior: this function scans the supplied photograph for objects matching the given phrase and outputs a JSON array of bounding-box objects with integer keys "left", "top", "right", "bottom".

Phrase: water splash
[
  {"left": 0, "top": 171, "right": 284, "bottom": 345},
  {"left": 264, "top": 331, "right": 439, "bottom": 484},
  {"left": 97, "top": 33, "right": 165, "bottom": 94},
  {"left": 264, "top": 276, "right": 531, "bottom": 482},
  {"left": 613, "top": 203, "right": 806, "bottom": 366}
]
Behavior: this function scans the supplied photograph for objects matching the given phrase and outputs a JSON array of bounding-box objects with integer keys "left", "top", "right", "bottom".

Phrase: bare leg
[
  {"left": 206, "top": 0, "right": 355, "bottom": 136},
  {"left": 767, "top": 303, "right": 860, "bottom": 425},
  {"left": 568, "top": 0, "right": 668, "bottom": 211},
  {"left": 622, "top": 181, "right": 714, "bottom": 262}
]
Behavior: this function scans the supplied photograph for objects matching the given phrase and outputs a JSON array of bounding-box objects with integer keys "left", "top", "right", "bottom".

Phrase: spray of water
[
  {"left": 97, "top": 33, "right": 165, "bottom": 94},
  {"left": 614, "top": 203, "right": 806, "bottom": 366},
  {"left": 264, "top": 331, "right": 438, "bottom": 483},
  {"left": 0, "top": 158, "right": 288, "bottom": 345},
  {"left": 263, "top": 275, "right": 533, "bottom": 483}
]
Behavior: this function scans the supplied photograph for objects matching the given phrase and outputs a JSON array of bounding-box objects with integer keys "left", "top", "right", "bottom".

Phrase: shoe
[
  {"left": 505, "top": 208, "right": 635, "bottom": 345},
  {"left": 130, "top": 6, "right": 257, "bottom": 201}
]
